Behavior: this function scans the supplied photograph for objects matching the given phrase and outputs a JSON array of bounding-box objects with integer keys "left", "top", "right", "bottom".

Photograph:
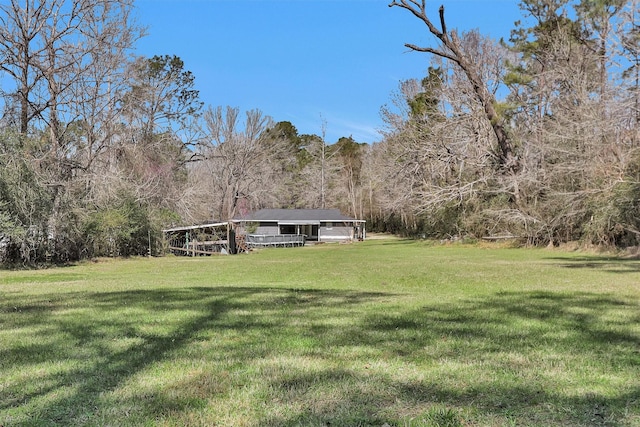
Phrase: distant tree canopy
[{"left": 1, "top": 0, "right": 639, "bottom": 265}]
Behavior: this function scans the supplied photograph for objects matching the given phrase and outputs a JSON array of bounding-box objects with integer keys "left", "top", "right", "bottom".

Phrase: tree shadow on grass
[
  {"left": 1, "top": 288, "right": 639, "bottom": 426},
  {"left": 262, "top": 291, "right": 640, "bottom": 427},
  {"left": 545, "top": 255, "right": 640, "bottom": 273},
  {"left": 0, "top": 286, "right": 388, "bottom": 426}
]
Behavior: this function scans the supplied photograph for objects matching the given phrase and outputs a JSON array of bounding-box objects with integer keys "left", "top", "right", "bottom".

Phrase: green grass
[{"left": 1, "top": 238, "right": 639, "bottom": 426}]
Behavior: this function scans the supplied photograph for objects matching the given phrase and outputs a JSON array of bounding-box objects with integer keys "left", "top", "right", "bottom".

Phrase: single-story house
[
  {"left": 162, "top": 209, "right": 365, "bottom": 256},
  {"left": 232, "top": 208, "right": 365, "bottom": 245}
]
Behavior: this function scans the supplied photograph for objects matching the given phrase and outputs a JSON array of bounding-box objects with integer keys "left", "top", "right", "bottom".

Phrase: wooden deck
[{"left": 246, "top": 234, "right": 305, "bottom": 248}]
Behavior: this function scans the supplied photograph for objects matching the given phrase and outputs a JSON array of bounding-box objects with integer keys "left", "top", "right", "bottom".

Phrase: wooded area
[{"left": 0, "top": 0, "right": 639, "bottom": 264}]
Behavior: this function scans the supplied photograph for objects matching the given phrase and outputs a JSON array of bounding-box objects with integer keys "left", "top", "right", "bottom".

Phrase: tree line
[
  {"left": 381, "top": 0, "right": 640, "bottom": 246},
  {"left": 0, "top": 0, "right": 638, "bottom": 264}
]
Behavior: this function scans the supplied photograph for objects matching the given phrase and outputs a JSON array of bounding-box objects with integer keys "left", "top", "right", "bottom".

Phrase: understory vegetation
[
  {"left": 1, "top": 0, "right": 640, "bottom": 264},
  {"left": 1, "top": 239, "right": 639, "bottom": 426}
]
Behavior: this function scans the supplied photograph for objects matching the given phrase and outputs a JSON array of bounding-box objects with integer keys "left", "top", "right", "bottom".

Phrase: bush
[{"left": 83, "top": 197, "right": 156, "bottom": 258}]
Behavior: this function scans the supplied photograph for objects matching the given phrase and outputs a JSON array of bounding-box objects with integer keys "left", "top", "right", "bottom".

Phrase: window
[{"left": 280, "top": 225, "right": 295, "bottom": 234}]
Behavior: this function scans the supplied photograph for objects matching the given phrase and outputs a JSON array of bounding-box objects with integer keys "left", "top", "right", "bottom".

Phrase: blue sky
[{"left": 135, "top": 0, "right": 524, "bottom": 144}]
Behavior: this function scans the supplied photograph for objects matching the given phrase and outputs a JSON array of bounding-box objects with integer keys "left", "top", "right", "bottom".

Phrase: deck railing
[{"left": 246, "top": 234, "right": 305, "bottom": 248}]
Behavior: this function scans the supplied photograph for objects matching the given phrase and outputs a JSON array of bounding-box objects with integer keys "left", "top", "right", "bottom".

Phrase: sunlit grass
[{"left": 1, "top": 238, "right": 639, "bottom": 426}]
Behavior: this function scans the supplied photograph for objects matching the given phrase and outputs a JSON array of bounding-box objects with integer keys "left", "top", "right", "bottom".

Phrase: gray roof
[
  {"left": 234, "top": 209, "right": 363, "bottom": 223},
  {"left": 162, "top": 221, "right": 227, "bottom": 233}
]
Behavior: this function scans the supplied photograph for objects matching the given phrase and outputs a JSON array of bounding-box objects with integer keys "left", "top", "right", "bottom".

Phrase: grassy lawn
[{"left": 1, "top": 238, "right": 639, "bottom": 426}]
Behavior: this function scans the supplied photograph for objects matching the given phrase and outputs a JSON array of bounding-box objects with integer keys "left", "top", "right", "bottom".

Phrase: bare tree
[
  {"left": 389, "top": 0, "right": 519, "bottom": 172},
  {"left": 374, "top": 31, "right": 519, "bottom": 237},
  {"left": 334, "top": 136, "right": 365, "bottom": 218},
  {"left": 0, "top": 0, "right": 143, "bottom": 261},
  {"left": 0, "top": 0, "right": 142, "bottom": 148},
  {"left": 0, "top": 0, "right": 47, "bottom": 136},
  {"left": 196, "top": 106, "right": 279, "bottom": 221},
  {"left": 505, "top": 0, "right": 637, "bottom": 245},
  {"left": 619, "top": 0, "right": 640, "bottom": 129}
]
